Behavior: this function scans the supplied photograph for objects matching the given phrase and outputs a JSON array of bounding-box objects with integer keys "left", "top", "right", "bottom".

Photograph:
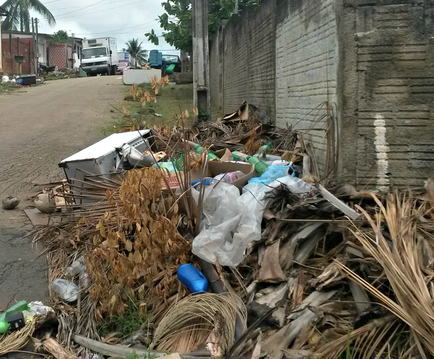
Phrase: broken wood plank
[
  {"left": 41, "top": 337, "right": 74, "bottom": 359},
  {"left": 72, "top": 334, "right": 210, "bottom": 359}
]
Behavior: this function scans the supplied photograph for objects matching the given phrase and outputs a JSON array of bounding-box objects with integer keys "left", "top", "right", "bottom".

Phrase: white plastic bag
[
  {"left": 192, "top": 183, "right": 242, "bottom": 264},
  {"left": 267, "top": 176, "right": 312, "bottom": 194},
  {"left": 192, "top": 182, "right": 267, "bottom": 267}
]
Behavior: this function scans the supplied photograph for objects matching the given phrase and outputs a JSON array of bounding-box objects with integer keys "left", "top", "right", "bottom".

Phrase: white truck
[{"left": 81, "top": 37, "right": 118, "bottom": 76}]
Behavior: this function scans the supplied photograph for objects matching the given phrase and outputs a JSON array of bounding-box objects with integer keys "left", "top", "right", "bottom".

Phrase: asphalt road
[{"left": 0, "top": 76, "right": 124, "bottom": 309}]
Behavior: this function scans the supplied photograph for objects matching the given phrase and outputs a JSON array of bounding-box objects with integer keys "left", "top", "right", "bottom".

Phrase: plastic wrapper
[{"left": 267, "top": 176, "right": 312, "bottom": 194}]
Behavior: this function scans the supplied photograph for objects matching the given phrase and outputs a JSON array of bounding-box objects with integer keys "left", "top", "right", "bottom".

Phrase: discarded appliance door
[{"left": 59, "top": 129, "right": 155, "bottom": 204}]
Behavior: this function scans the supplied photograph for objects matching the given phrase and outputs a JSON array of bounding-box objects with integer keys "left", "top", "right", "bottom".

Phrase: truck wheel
[{"left": 107, "top": 66, "right": 111, "bottom": 76}]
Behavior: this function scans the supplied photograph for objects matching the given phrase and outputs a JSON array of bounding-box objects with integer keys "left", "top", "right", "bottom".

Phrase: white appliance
[{"left": 59, "top": 130, "right": 154, "bottom": 204}]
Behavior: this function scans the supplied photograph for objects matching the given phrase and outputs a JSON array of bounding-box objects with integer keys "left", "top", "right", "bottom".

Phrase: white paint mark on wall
[{"left": 374, "top": 114, "right": 390, "bottom": 192}]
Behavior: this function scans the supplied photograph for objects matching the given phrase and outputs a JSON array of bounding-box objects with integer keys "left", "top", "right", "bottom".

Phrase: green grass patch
[
  {"left": 0, "top": 82, "right": 18, "bottom": 95},
  {"left": 105, "top": 82, "right": 194, "bottom": 134},
  {"left": 98, "top": 299, "right": 149, "bottom": 339}
]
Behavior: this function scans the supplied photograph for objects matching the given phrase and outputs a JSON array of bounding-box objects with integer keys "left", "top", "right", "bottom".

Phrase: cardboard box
[
  {"left": 161, "top": 171, "right": 185, "bottom": 190},
  {"left": 206, "top": 161, "right": 256, "bottom": 189}
]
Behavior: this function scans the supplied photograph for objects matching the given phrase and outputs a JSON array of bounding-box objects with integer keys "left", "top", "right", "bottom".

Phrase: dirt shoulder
[{"left": 0, "top": 76, "right": 124, "bottom": 308}]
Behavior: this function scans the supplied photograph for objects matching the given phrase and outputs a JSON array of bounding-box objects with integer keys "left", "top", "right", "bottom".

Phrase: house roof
[{"left": 0, "top": 6, "right": 8, "bottom": 16}]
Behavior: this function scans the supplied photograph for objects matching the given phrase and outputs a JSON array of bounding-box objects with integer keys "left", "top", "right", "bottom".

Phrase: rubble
[{"left": 3, "top": 101, "right": 434, "bottom": 359}]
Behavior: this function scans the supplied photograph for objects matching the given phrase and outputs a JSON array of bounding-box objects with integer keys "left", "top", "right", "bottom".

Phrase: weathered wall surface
[
  {"left": 349, "top": 0, "right": 434, "bottom": 189},
  {"left": 275, "top": 0, "right": 338, "bottom": 173},
  {"left": 49, "top": 43, "right": 72, "bottom": 69},
  {"left": 1, "top": 37, "right": 34, "bottom": 74},
  {"left": 209, "top": 0, "right": 434, "bottom": 188},
  {"left": 210, "top": 0, "right": 276, "bottom": 117}
]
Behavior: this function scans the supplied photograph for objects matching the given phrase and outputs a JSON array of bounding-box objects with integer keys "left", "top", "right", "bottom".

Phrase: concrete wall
[
  {"left": 210, "top": 1, "right": 276, "bottom": 117},
  {"left": 347, "top": 0, "right": 434, "bottom": 189},
  {"left": 275, "top": 0, "right": 338, "bottom": 174},
  {"left": 209, "top": 0, "right": 434, "bottom": 188}
]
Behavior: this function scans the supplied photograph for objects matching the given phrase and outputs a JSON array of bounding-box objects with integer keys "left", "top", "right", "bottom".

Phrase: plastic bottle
[
  {"left": 194, "top": 146, "right": 220, "bottom": 161},
  {"left": 256, "top": 142, "right": 273, "bottom": 157},
  {"left": 232, "top": 151, "right": 249, "bottom": 162},
  {"left": 51, "top": 279, "right": 79, "bottom": 302},
  {"left": 0, "top": 301, "right": 29, "bottom": 333},
  {"left": 248, "top": 156, "right": 269, "bottom": 176},
  {"left": 177, "top": 264, "right": 209, "bottom": 294}
]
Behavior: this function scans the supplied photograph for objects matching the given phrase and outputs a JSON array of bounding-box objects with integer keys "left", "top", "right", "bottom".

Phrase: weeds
[{"left": 98, "top": 298, "right": 148, "bottom": 339}]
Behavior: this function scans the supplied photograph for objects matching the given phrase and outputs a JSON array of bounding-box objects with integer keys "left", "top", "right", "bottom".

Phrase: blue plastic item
[
  {"left": 149, "top": 49, "right": 163, "bottom": 68},
  {"left": 248, "top": 165, "right": 293, "bottom": 185},
  {"left": 191, "top": 178, "right": 214, "bottom": 188},
  {"left": 177, "top": 264, "right": 209, "bottom": 294}
]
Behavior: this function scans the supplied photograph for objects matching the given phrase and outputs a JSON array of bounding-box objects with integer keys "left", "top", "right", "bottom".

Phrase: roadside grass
[
  {"left": 0, "top": 82, "right": 18, "bottom": 95},
  {"left": 103, "top": 82, "right": 194, "bottom": 135},
  {"left": 98, "top": 299, "right": 149, "bottom": 340}
]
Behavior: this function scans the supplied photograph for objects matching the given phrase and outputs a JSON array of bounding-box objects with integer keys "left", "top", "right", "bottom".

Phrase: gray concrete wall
[
  {"left": 275, "top": 0, "right": 338, "bottom": 175},
  {"left": 348, "top": 0, "right": 434, "bottom": 189},
  {"left": 210, "top": 0, "right": 276, "bottom": 117},
  {"left": 209, "top": 0, "right": 434, "bottom": 188}
]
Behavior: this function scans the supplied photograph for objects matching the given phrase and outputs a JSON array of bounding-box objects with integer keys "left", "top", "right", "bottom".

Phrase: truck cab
[{"left": 81, "top": 38, "right": 118, "bottom": 76}]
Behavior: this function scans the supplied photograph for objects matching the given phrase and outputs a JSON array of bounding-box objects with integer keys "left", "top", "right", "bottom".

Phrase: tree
[
  {"left": 50, "top": 30, "right": 68, "bottom": 44},
  {"left": 125, "top": 39, "right": 148, "bottom": 68},
  {"left": 145, "top": 0, "right": 262, "bottom": 53},
  {"left": 1, "top": 0, "right": 55, "bottom": 32}
]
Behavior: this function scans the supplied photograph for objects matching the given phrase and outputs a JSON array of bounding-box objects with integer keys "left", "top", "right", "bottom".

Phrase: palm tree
[
  {"left": 125, "top": 39, "right": 148, "bottom": 68},
  {"left": 1, "top": 0, "right": 55, "bottom": 32}
]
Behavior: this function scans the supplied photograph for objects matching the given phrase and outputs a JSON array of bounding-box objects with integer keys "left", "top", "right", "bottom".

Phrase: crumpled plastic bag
[
  {"left": 267, "top": 176, "right": 312, "bottom": 194},
  {"left": 192, "top": 182, "right": 266, "bottom": 267}
]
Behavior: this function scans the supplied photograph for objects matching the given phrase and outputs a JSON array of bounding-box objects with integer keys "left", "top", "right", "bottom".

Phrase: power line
[
  {"left": 84, "top": 20, "right": 158, "bottom": 36},
  {"left": 54, "top": 0, "right": 106, "bottom": 17},
  {"left": 55, "top": 0, "right": 144, "bottom": 19}
]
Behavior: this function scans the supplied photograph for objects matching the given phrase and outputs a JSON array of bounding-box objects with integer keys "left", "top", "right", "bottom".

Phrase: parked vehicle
[{"left": 81, "top": 37, "right": 118, "bottom": 76}]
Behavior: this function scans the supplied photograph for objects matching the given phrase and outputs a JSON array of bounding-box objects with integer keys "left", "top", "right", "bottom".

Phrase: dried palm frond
[
  {"left": 152, "top": 293, "right": 247, "bottom": 354},
  {"left": 316, "top": 315, "right": 407, "bottom": 359},
  {"left": 0, "top": 320, "right": 36, "bottom": 355},
  {"left": 335, "top": 192, "right": 434, "bottom": 357}
]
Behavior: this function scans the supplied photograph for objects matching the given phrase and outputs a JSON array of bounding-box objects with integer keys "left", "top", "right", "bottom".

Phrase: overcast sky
[{"left": 34, "top": 0, "right": 178, "bottom": 54}]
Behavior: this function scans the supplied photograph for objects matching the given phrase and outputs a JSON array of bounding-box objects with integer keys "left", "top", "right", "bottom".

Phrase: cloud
[{"left": 34, "top": 0, "right": 178, "bottom": 53}]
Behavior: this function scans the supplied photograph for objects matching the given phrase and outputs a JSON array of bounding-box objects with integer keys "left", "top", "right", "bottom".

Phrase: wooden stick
[{"left": 73, "top": 334, "right": 210, "bottom": 359}]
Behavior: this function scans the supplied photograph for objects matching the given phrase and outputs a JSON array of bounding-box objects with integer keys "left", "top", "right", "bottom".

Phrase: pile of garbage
[{"left": 3, "top": 103, "right": 434, "bottom": 359}]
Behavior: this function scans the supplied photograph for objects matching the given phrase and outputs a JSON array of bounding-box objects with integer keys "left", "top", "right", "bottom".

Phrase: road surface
[{"left": 0, "top": 76, "right": 124, "bottom": 309}]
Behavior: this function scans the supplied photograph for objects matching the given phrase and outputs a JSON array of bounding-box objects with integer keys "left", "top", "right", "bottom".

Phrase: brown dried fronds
[{"left": 83, "top": 168, "right": 191, "bottom": 317}]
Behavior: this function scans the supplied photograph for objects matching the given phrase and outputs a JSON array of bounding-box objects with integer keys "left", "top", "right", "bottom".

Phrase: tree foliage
[
  {"left": 125, "top": 38, "right": 148, "bottom": 67},
  {"left": 50, "top": 29, "right": 68, "bottom": 44},
  {"left": 146, "top": 0, "right": 262, "bottom": 53},
  {"left": 1, "top": 0, "right": 55, "bottom": 32}
]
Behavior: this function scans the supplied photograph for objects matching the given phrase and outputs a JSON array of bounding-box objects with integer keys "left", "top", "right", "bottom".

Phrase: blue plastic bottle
[{"left": 177, "top": 264, "right": 209, "bottom": 294}]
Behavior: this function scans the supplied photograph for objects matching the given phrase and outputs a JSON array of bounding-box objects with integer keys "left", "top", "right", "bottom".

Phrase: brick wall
[
  {"left": 1, "top": 37, "right": 34, "bottom": 74},
  {"left": 49, "top": 43, "right": 67, "bottom": 69}
]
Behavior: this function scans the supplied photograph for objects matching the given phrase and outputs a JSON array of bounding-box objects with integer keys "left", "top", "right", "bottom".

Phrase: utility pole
[
  {"left": 192, "top": 0, "right": 210, "bottom": 121},
  {"left": 35, "top": 18, "right": 39, "bottom": 74},
  {"left": 71, "top": 32, "right": 75, "bottom": 69},
  {"left": 32, "top": 18, "right": 37, "bottom": 74}
]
